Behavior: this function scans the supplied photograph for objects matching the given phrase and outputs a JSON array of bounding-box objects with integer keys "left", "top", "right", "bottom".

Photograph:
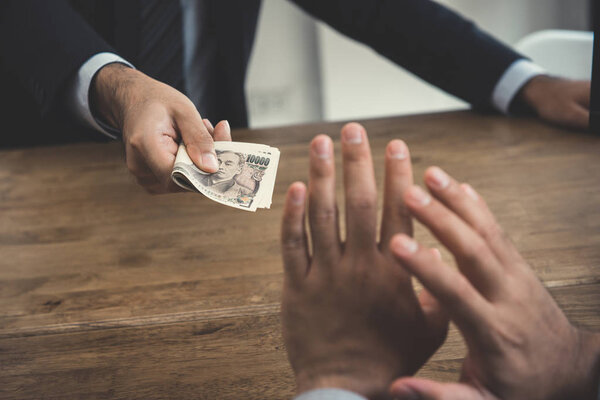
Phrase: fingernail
[
  {"left": 407, "top": 186, "right": 431, "bottom": 206},
  {"left": 342, "top": 124, "right": 363, "bottom": 144},
  {"left": 223, "top": 120, "right": 231, "bottom": 132},
  {"left": 432, "top": 248, "right": 442, "bottom": 260},
  {"left": 428, "top": 167, "right": 449, "bottom": 190},
  {"left": 462, "top": 183, "right": 479, "bottom": 201},
  {"left": 314, "top": 137, "right": 331, "bottom": 159},
  {"left": 393, "top": 235, "right": 419, "bottom": 255},
  {"left": 202, "top": 152, "right": 218, "bottom": 171},
  {"left": 389, "top": 140, "right": 407, "bottom": 160},
  {"left": 203, "top": 119, "right": 214, "bottom": 130},
  {"left": 290, "top": 184, "right": 305, "bottom": 206}
]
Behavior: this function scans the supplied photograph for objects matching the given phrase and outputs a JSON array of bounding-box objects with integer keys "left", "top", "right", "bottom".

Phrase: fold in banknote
[{"left": 171, "top": 142, "right": 280, "bottom": 211}]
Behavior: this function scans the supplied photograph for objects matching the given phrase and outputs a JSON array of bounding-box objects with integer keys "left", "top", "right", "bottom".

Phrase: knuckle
[
  {"left": 127, "top": 134, "right": 144, "bottom": 152},
  {"left": 126, "top": 158, "right": 140, "bottom": 176},
  {"left": 174, "top": 96, "right": 196, "bottom": 111},
  {"left": 460, "top": 237, "right": 490, "bottom": 263},
  {"left": 478, "top": 223, "right": 504, "bottom": 244},
  {"left": 344, "top": 149, "right": 370, "bottom": 162},
  {"left": 310, "top": 162, "right": 334, "bottom": 178},
  {"left": 384, "top": 206, "right": 412, "bottom": 231},
  {"left": 281, "top": 234, "right": 305, "bottom": 252},
  {"left": 397, "top": 206, "right": 412, "bottom": 221},
  {"left": 310, "top": 206, "right": 337, "bottom": 225},
  {"left": 347, "top": 194, "right": 376, "bottom": 212},
  {"left": 489, "top": 318, "right": 527, "bottom": 350},
  {"left": 186, "top": 134, "right": 213, "bottom": 148}
]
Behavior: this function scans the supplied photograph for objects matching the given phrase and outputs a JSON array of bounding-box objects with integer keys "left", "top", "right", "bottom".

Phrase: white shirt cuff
[
  {"left": 491, "top": 59, "right": 546, "bottom": 114},
  {"left": 68, "top": 52, "right": 134, "bottom": 139},
  {"left": 294, "top": 389, "right": 367, "bottom": 400}
]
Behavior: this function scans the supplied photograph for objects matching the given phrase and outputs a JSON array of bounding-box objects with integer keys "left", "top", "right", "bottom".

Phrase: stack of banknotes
[{"left": 171, "top": 142, "right": 280, "bottom": 211}]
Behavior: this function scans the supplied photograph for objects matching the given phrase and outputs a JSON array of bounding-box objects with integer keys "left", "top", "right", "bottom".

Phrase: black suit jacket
[{"left": 0, "top": 0, "right": 522, "bottom": 147}]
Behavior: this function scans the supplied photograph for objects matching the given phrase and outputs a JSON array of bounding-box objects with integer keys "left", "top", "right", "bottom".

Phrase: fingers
[
  {"left": 308, "top": 135, "right": 342, "bottom": 263},
  {"left": 212, "top": 120, "right": 232, "bottom": 142},
  {"left": 551, "top": 80, "right": 590, "bottom": 130},
  {"left": 390, "top": 378, "right": 487, "bottom": 400},
  {"left": 203, "top": 119, "right": 214, "bottom": 135},
  {"left": 123, "top": 104, "right": 181, "bottom": 194},
  {"left": 380, "top": 139, "right": 413, "bottom": 252},
  {"left": 341, "top": 123, "right": 378, "bottom": 251},
  {"left": 281, "top": 183, "right": 310, "bottom": 285},
  {"left": 202, "top": 119, "right": 233, "bottom": 141},
  {"left": 126, "top": 140, "right": 179, "bottom": 194},
  {"left": 138, "top": 132, "right": 180, "bottom": 190},
  {"left": 423, "top": 167, "right": 519, "bottom": 266},
  {"left": 390, "top": 234, "right": 493, "bottom": 336},
  {"left": 403, "top": 185, "right": 506, "bottom": 298},
  {"left": 418, "top": 285, "right": 449, "bottom": 343},
  {"left": 542, "top": 99, "right": 590, "bottom": 130},
  {"left": 176, "top": 104, "right": 218, "bottom": 173},
  {"left": 563, "top": 103, "right": 590, "bottom": 130}
]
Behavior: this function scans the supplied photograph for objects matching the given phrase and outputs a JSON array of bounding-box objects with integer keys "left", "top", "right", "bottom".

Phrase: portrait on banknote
[
  {"left": 196, "top": 149, "right": 273, "bottom": 208},
  {"left": 198, "top": 150, "right": 258, "bottom": 199},
  {"left": 172, "top": 141, "right": 279, "bottom": 211}
]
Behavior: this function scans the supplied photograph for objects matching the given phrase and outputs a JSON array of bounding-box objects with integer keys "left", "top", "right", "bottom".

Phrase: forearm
[{"left": 290, "top": 0, "right": 523, "bottom": 108}]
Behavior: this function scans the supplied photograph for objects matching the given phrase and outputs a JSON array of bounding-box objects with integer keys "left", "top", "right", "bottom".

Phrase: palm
[{"left": 281, "top": 126, "right": 448, "bottom": 398}]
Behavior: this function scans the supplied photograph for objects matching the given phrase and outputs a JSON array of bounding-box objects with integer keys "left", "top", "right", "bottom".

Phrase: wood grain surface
[{"left": 1, "top": 111, "right": 599, "bottom": 399}]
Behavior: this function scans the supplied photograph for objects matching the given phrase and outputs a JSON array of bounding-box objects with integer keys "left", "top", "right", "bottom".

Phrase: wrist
[
  {"left": 513, "top": 74, "right": 554, "bottom": 115},
  {"left": 295, "top": 366, "right": 393, "bottom": 400},
  {"left": 90, "top": 63, "right": 142, "bottom": 131}
]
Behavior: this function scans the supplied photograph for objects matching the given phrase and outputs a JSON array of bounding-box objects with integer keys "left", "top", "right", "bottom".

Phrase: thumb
[
  {"left": 390, "top": 378, "right": 487, "bottom": 400},
  {"left": 175, "top": 106, "right": 218, "bottom": 173}
]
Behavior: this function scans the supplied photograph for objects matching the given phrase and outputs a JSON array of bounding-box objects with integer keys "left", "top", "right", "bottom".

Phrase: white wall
[
  {"left": 246, "top": 0, "right": 590, "bottom": 127},
  {"left": 245, "top": 0, "right": 322, "bottom": 128}
]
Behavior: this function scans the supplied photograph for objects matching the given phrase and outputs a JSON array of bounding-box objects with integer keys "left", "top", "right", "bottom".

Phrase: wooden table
[{"left": 1, "top": 111, "right": 599, "bottom": 399}]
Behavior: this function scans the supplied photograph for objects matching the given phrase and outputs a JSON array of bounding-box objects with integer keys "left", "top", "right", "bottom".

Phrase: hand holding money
[{"left": 172, "top": 141, "right": 280, "bottom": 211}]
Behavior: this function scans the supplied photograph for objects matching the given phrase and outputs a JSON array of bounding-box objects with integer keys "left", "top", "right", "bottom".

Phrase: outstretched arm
[
  {"left": 290, "top": 0, "right": 522, "bottom": 109},
  {"left": 291, "top": 0, "right": 591, "bottom": 130}
]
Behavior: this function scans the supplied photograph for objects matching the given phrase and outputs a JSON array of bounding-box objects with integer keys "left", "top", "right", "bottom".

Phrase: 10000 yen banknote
[{"left": 171, "top": 142, "right": 280, "bottom": 211}]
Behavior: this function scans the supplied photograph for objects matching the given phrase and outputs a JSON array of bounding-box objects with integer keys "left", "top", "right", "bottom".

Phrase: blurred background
[{"left": 245, "top": 0, "right": 591, "bottom": 128}]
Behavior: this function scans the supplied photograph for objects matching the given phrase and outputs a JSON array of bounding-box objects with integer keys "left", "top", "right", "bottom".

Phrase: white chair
[{"left": 515, "top": 29, "right": 593, "bottom": 80}]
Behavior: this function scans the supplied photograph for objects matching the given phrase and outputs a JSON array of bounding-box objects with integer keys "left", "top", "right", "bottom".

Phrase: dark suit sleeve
[
  {"left": 290, "top": 0, "right": 525, "bottom": 109},
  {"left": 0, "top": 0, "right": 114, "bottom": 117}
]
